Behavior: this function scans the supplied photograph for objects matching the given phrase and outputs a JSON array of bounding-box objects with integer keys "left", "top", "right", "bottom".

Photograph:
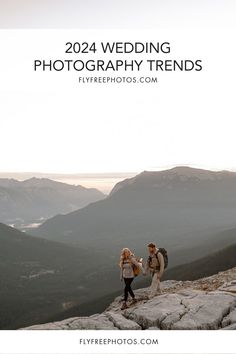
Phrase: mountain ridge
[
  {"left": 110, "top": 166, "right": 236, "bottom": 195},
  {"left": 33, "top": 166, "right": 236, "bottom": 268},
  {"left": 0, "top": 177, "right": 105, "bottom": 228}
]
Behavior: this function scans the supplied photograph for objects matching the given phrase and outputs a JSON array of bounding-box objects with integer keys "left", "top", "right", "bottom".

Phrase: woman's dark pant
[{"left": 124, "top": 277, "right": 135, "bottom": 301}]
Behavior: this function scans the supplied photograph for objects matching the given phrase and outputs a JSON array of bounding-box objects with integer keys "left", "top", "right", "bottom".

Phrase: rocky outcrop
[{"left": 23, "top": 268, "right": 236, "bottom": 330}]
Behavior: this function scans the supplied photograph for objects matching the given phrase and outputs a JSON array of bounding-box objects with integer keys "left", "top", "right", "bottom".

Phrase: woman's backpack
[{"left": 132, "top": 257, "right": 143, "bottom": 277}]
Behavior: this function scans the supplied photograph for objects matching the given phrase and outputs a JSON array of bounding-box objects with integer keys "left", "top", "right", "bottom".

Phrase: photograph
[{"left": 0, "top": 1, "right": 236, "bottom": 353}]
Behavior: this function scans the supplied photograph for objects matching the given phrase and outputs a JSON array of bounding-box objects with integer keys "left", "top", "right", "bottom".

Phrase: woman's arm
[{"left": 120, "top": 263, "right": 123, "bottom": 281}]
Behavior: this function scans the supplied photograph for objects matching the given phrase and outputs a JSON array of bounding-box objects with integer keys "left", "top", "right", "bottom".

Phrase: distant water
[
  {"left": 54, "top": 174, "right": 136, "bottom": 194},
  {"left": 9, "top": 222, "right": 45, "bottom": 231}
]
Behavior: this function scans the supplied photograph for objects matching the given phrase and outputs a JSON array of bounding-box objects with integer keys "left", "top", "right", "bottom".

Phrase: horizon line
[{"left": 1, "top": 165, "right": 236, "bottom": 176}]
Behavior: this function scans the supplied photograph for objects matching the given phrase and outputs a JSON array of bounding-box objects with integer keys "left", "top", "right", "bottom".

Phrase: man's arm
[{"left": 144, "top": 258, "right": 150, "bottom": 274}]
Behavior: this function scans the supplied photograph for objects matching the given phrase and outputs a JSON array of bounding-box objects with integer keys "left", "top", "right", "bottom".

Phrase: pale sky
[
  {"left": 0, "top": 1, "right": 235, "bottom": 30},
  {"left": 0, "top": 1, "right": 236, "bottom": 174}
]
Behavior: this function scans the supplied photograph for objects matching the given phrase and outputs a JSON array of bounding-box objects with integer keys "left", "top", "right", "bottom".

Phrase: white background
[
  {"left": 0, "top": 29, "right": 236, "bottom": 174},
  {"left": 0, "top": 330, "right": 235, "bottom": 354}
]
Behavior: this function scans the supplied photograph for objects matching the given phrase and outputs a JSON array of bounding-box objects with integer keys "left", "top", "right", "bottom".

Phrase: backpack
[
  {"left": 132, "top": 257, "right": 143, "bottom": 277},
  {"left": 148, "top": 248, "right": 168, "bottom": 269}
]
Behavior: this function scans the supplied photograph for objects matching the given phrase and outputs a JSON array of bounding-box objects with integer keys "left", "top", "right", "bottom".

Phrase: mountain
[
  {"left": 0, "top": 223, "right": 109, "bottom": 329},
  {"left": 0, "top": 177, "right": 105, "bottom": 228},
  {"left": 33, "top": 167, "right": 236, "bottom": 267},
  {"left": 23, "top": 267, "right": 236, "bottom": 330},
  {"left": 110, "top": 166, "right": 233, "bottom": 195}
]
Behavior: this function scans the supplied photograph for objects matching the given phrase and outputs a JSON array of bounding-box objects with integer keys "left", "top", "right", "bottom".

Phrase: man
[{"left": 145, "top": 242, "right": 165, "bottom": 299}]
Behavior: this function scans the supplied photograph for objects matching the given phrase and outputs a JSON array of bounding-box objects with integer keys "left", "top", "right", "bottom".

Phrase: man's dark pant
[{"left": 124, "top": 277, "right": 135, "bottom": 301}]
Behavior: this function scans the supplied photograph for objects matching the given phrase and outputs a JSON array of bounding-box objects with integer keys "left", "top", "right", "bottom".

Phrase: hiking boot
[
  {"left": 121, "top": 302, "right": 128, "bottom": 310},
  {"left": 130, "top": 298, "right": 137, "bottom": 305}
]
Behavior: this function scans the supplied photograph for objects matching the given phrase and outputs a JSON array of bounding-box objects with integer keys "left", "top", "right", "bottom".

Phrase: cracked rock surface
[{"left": 23, "top": 267, "right": 236, "bottom": 330}]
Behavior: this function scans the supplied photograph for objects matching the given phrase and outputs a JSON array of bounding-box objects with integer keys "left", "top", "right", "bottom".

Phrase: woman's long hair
[{"left": 119, "top": 247, "right": 133, "bottom": 268}]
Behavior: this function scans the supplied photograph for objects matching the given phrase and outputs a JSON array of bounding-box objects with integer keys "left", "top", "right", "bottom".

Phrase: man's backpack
[
  {"left": 148, "top": 248, "right": 168, "bottom": 269},
  {"left": 157, "top": 248, "right": 168, "bottom": 269}
]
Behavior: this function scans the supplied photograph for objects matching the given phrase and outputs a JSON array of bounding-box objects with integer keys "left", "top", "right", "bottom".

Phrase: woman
[{"left": 119, "top": 247, "right": 145, "bottom": 310}]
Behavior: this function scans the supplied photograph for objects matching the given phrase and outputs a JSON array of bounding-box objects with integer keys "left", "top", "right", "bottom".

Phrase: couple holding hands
[{"left": 119, "top": 242, "right": 165, "bottom": 310}]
